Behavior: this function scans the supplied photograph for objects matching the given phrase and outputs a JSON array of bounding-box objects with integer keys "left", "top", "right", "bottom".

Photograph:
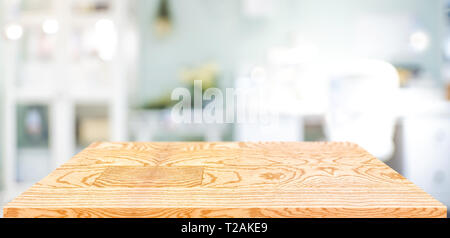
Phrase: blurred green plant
[
  {"left": 141, "top": 62, "right": 220, "bottom": 110},
  {"left": 179, "top": 62, "right": 219, "bottom": 91},
  {"left": 141, "top": 93, "right": 176, "bottom": 110}
]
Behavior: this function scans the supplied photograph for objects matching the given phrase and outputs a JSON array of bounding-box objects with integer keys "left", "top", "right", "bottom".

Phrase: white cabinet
[
  {"left": 1, "top": 0, "right": 135, "bottom": 200},
  {"left": 402, "top": 116, "right": 450, "bottom": 207}
]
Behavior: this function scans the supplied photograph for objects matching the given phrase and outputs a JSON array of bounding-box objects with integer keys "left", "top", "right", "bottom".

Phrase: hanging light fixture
[{"left": 154, "top": 0, "right": 172, "bottom": 37}]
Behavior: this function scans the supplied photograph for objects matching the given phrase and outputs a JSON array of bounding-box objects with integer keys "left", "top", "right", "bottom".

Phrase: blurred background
[{"left": 0, "top": 0, "right": 449, "bottom": 216}]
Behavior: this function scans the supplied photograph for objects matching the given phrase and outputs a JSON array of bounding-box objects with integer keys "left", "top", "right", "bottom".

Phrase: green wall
[{"left": 137, "top": 0, "right": 445, "bottom": 104}]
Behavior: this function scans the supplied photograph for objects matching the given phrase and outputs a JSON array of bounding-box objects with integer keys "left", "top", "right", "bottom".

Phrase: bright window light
[
  {"left": 42, "top": 19, "right": 59, "bottom": 35},
  {"left": 5, "top": 23, "right": 23, "bottom": 40},
  {"left": 410, "top": 31, "right": 430, "bottom": 52},
  {"left": 95, "top": 19, "right": 117, "bottom": 61}
]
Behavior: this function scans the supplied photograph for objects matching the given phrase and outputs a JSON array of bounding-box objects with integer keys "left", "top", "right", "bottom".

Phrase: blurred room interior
[{"left": 0, "top": 0, "right": 449, "bottom": 216}]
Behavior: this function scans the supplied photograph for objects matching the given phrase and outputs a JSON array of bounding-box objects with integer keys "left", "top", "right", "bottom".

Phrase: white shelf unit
[{"left": 1, "top": 0, "right": 136, "bottom": 200}]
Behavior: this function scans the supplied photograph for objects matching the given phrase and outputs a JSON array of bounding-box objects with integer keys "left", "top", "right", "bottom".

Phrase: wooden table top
[{"left": 4, "top": 142, "right": 447, "bottom": 218}]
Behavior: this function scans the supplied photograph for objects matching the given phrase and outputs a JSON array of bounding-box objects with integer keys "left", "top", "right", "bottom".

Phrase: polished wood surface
[{"left": 4, "top": 142, "right": 447, "bottom": 218}]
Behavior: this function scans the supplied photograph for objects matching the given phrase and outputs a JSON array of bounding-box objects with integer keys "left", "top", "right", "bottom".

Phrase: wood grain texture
[
  {"left": 93, "top": 166, "right": 204, "bottom": 188},
  {"left": 4, "top": 142, "right": 447, "bottom": 218}
]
